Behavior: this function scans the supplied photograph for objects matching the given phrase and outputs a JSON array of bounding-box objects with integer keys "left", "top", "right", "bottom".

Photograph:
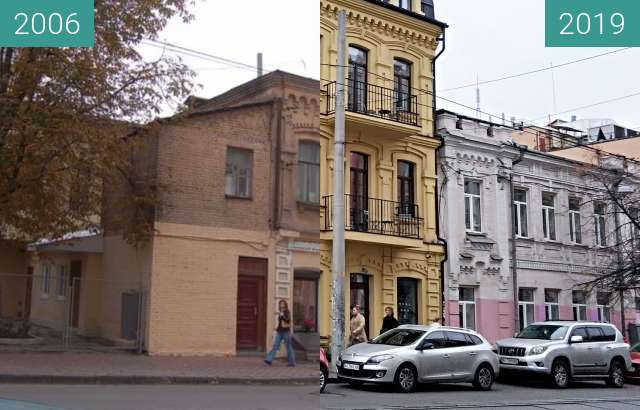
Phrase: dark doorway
[
  {"left": 70, "top": 260, "right": 82, "bottom": 328},
  {"left": 236, "top": 257, "right": 267, "bottom": 352},
  {"left": 397, "top": 278, "right": 418, "bottom": 325},
  {"left": 24, "top": 267, "right": 33, "bottom": 321},
  {"left": 350, "top": 152, "right": 369, "bottom": 232},
  {"left": 121, "top": 291, "right": 140, "bottom": 341},
  {"left": 350, "top": 273, "right": 370, "bottom": 338}
]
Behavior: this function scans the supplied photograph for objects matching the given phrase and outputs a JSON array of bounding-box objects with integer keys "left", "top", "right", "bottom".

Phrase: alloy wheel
[
  {"left": 553, "top": 362, "right": 569, "bottom": 388},
  {"left": 478, "top": 367, "right": 492, "bottom": 388},
  {"left": 398, "top": 367, "right": 415, "bottom": 391}
]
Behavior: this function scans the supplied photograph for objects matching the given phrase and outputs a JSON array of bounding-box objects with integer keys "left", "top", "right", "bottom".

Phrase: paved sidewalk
[{"left": 0, "top": 352, "right": 317, "bottom": 385}]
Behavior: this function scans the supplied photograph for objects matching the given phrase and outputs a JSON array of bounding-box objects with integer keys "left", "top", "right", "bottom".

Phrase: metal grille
[{"left": 499, "top": 346, "right": 526, "bottom": 357}]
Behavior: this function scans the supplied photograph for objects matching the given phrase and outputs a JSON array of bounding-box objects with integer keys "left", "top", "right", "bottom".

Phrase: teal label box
[
  {"left": 546, "top": 0, "right": 640, "bottom": 47},
  {"left": 0, "top": 0, "right": 94, "bottom": 47}
]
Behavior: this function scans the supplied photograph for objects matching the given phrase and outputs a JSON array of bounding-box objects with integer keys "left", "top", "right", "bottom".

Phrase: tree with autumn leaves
[{"left": 0, "top": 0, "right": 196, "bottom": 244}]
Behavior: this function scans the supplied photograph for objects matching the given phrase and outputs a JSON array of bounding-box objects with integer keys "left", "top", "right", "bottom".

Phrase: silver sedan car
[{"left": 337, "top": 324, "right": 499, "bottom": 392}]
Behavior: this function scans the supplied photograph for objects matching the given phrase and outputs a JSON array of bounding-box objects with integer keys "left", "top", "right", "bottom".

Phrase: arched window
[{"left": 298, "top": 141, "right": 320, "bottom": 203}]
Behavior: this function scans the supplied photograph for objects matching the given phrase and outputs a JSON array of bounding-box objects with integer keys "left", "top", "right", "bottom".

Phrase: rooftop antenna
[
  {"left": 550, "top": 61, "right": 558, "bottom": 120},
  {"left": 257, "top": 53, "right": 263, "bottom": 77},
  {"left": 502, "top": 113, "right": 506, "bottom": 125},
  {"left": 475, "top": 74, "right": 481, "bottom": 119}
]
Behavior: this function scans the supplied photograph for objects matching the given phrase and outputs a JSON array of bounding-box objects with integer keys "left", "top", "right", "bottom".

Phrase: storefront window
[
  {"left": 397, "top": 278, "right": 418, "bottom": 325},
  {"left": 293, "top": 277, "right": 318, "bottom": 333}
]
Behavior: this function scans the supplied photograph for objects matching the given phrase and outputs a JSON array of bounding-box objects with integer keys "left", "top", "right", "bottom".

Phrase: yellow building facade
[{"left": 319, "top": 0, "right": 447, "bottom": 345}]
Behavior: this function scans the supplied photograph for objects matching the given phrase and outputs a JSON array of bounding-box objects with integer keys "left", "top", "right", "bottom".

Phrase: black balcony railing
[
  {"left": 324, "top": 80, "right": 419, "bottom": 126},
  {"left": 321, "top": 194, "right": 422, "bottom": 239}
]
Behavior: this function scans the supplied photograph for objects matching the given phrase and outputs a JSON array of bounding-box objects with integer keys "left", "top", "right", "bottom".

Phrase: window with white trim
[
  {"left": 569, "top": 198, "right": 582, "bottom": 244},
  {"left": 458, "top": 287, "right": 476, "bottom": 330},
  {"left": 57, "top": 265, "right": 67, "bottom": 298},
  {"left": 630, "top": 208, "right": 640, "bottom": 247},
  {"left": 513, "top": 189, "right": 528, "bottom": 237},
  {"left": 594, "top": 202, "right": 607, "bottom": 247},
  {"left": 572, "top": 290, "right": 587, "bottom": 321},
  {"left": 298, "top": 141, "right": 320, "bottom": 203},
  {"left": 545, "top": 289, "right": 560, "bottom": 321},
  {"left": 464, "top": 180, "right": 482, "bottom": 233},
  {"left": 518, "top": 288, "right": 535, "bottom": 330},
  {"left": 542, "top": 192, "right": 556, "bottom": 240},
  {"left": 41, "top": 264, "right": 51, "bottom": 296},
  {"left": 596, "top": 292, "right": 611, "bottom": 322},
  {"left": 225, "top": 147, "right": 253, "bottom": 198}
]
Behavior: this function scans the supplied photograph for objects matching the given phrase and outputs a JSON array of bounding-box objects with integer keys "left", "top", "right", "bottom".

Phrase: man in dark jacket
[{"left": 379, "top": 306, "right": 399, "bottom": 335}]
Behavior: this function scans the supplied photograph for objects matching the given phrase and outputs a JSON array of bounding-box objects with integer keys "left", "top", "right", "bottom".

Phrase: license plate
[
  {"left": 501, "top": 358, "right": 519, "bottom": 365},
  {"left": 343, "top": 363, "right": 359, "bottom": 370}
]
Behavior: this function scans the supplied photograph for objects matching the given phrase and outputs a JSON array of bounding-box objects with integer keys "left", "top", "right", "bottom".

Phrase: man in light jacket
[{"left": 349, "top": 305, "right": 367, "bottom": 345}]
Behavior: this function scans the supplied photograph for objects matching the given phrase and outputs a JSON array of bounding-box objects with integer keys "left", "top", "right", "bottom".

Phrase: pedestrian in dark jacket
[{"left": 379, "top": 306, "right": 399, "bottom": 335}]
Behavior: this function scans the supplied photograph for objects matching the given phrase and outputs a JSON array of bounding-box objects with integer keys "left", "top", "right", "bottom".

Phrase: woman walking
[
  {"left": 264, "top": 299, "right": 295, "bottom": 367},
  {"left": 379, "top": 306, "right": 399, "bottom": 336}
]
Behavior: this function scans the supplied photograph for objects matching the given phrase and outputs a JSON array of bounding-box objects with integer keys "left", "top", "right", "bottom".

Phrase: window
[
  {"left": 298, "top": 141, "right": 320, "bottom": 203},
  {"left": 596, "top": 292, "right": 611, "bottom": 322},
  {"left": 465, "top": 333, "right": 483, "bottom": 345},
  {"left": 572, "top": 290, "right": 587, "bottom": 321},
  {"left": 602, "top": 326, "right": 616, "bottom": 342},
  {"left": 57, "top": 265, "right": 67, "bottom": 298},
  {"left": 422, "top": 330, "right": 447, "bottom": 349},
  {"left": 347, "top": 46, "right": 367, "bottom": 112},
  {"left": 293, "top": 277, "right": 318, "bottom": 333},
  {"left": 594, "top": 202, "right": 607, "bottom": 246},
  {"left": 445, "top": 331, "right": 470, "bottom": 347},
  {"left": 513, "top": 189, "right": 528, "bottom": 237},
  {"left": 630, "top": 208, "right": 640, "bottom": 246},
  {"left": 569, "top": 198, "right": 582, "bottom": 244},
  {"left": 542, "top": 193, "right": 556, "bottom": 240},
  {"left": 518, "top": 288, "right": 535, "bottom": 330},
  {"left": 572, "top": 326, "right": 587, "bottom": 340},
  {"left": 636, "top": 295, "right": 640, "bottom": 312},
  {"left": 545, "top": 289, "right": 559, "bottom": 321},
  {"left": 464, "top": 180, "right": 482, "bottom": 232},
  {"left": 399, "top": 0, "right": 410, "bottom": 10},
  {"left": 397, "top": 161, "right": 415, "bottom": 216},
  {"left": 458, "top": 287, "right": 476, "bottom": 330},
  {"left": 394, "top": 59, "right": 412, "bottom": 112},
  {"left": 41, "top": 264, "right": 51, "bottom": 295},
  {"left": 421, "top": 0, "right": 435, "bottom": 18},
  {"left": 225, "top": 147, "right": 252, "bottom": 198}
]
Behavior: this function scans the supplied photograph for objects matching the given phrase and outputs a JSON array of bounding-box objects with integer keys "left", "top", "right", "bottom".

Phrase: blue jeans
[{"left": 265, "top": 331, "right": 295, "bottom": 365}]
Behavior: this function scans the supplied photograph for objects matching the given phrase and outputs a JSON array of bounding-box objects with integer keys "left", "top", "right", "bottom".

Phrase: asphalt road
[
  {"left": 0, "top": 384, "right": 319, "bottom": 410},
  {"left": 321, "top": 379, "right": 640, "bottom": 409}
]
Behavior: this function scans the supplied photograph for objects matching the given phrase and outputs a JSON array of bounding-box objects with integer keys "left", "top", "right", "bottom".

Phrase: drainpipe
[
  {"left": 510, "top": 145, "right": 526, "bottom": 334},
  {"left": 432, "top": 28, "right": 446, "bottom": 324},
  {"left": 272, "top": 98, "right": 283, "bottom": 230}
]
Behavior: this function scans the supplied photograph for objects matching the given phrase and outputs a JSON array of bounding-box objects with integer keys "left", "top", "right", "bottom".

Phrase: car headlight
[
  {"left": 529, "top": 345, "right": 548, "bottom": 355},
  {"left": 367, "top": 354, "right": 394, "bottom": 364}
]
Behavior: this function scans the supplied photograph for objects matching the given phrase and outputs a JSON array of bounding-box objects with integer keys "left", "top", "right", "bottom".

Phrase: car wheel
[
  {"left": 395, "top": 364, "right": 417, "bottom": 393},
  {"left": 550, "top": 360, "right": 570, "bottom": 389},
  {"left": 320, "top": 367, "right": 328, "bottom": 393},
  {"left": 472, "top": 364, "right": 495, "bottom": 391},
  {"left": 606, "top": 360, "right": 625, "bottom": 388}
]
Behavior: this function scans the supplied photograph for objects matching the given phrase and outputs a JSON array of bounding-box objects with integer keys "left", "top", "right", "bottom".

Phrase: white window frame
[
  {"left": 542, "top": 192, "right": 556, "bottom": 240},
  {"left": 225, "top": 147, "right": 253, "bottom": 198},
  {"left": 518, "top": 288, "right": 535, "bottom": 330},
  {"left": 41, "top": 264, "right": 51, "bottom": 298},
  {"left": 544, "top": 289, "right": 560, "bottom": 321},
  {"left": 569, "top": 198, "right": 582, "bottom": 244},
  {"left": 513, "top": 188, "right": 528, "bottom": 238},
  {"left": 572, "top": 290, "right": 587, "bottom": 321},
  {"left": 458, "top": 287, "right": 476, "bottom": 330},
  {"left": 596, "top": 292, "right": 611, "bottom": 322},
  {"left": 464, "top": 180, "right": 482, "bottom": 233},
  {"left": 57, "top": 265, "right": 67, "bottom": 299},
  {"left": 594, "top": 202, "right": 607, "bottom": 247}
]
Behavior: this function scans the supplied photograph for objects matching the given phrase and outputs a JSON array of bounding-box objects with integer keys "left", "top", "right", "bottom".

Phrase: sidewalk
[{"left": 0, "top": 352, "right": 318, "bottom": 385}]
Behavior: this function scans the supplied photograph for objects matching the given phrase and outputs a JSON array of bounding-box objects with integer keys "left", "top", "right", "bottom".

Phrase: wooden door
[
  {"left": 236, "top": 257, "right": 267, "bottom": 352},
  {"left": 70, "top": 261, "right": 82, "bottom": 328},
  {"left": 350, "top": 273, "right": 370, "bottom": 338},
  {"left": 350, "top": 152, "right": 369, "bottom": 232}
]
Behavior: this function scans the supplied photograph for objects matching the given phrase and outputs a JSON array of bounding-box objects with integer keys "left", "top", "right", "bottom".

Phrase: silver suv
[
  {"left": 337, "top": 324, "right": 499, "bottom": 393},
  {"left": 496, "top": 321, "right": 632, "bottom": 388}
]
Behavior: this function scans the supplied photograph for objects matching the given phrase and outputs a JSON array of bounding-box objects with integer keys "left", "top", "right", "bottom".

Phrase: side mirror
[
  {"left": 570, "top": 335, "right": 583, "bottom": 344},
  {"left": 417, "top": 341, "right": 434, "bottom": 351}
]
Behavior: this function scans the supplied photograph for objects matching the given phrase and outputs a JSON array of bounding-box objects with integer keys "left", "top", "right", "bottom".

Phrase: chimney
[
  {"left": 257, "top": 53, "right": 263, "bottom": 77},
  {"left": 571, "top": 115, "right": 577, "bottom": 122}
]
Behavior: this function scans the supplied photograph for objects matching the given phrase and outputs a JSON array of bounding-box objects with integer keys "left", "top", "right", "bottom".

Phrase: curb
[{"left": 0, "top": 375, "right": 319, "bottom": 386}]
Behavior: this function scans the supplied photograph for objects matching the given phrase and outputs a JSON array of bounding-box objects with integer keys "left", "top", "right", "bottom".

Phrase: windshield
[
  {"left": 516, "top": 325, "right": 568, "bottom": 340},
  {"left": 370, "top": 329, "right": 425, "bottom": 346}
]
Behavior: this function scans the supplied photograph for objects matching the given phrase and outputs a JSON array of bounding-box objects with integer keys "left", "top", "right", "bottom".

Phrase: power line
[
  {"left": 529, "top": 91, "right": 640, "bottom": 123},
  {"left": 439, "top": 48, "right": 632, "bottom": 92}
]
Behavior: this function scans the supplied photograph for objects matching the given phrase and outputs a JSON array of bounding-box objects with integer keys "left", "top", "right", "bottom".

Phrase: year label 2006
[
  {"left": 14, "top": 12, "right": 81, "bottom": 36},
  {"left": 559, "top": 12, "right": 624, "bottom": 36}
]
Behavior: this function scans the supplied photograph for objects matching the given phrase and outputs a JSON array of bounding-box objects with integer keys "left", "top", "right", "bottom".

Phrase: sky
[{"left": 141, "top": 0, "right": 638, "bottom": 129}]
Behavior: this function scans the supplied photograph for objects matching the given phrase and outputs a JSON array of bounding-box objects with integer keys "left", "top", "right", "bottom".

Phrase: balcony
[
  {"left": 321, "top": 194, "right": 422, "bottom": 239},
  {"left": 324, "top": 80, "right": 419, "bottom": 127}
]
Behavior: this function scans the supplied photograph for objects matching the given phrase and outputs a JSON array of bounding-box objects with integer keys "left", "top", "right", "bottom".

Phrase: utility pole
[
  {"left": 614, "top": 178, "right": 626, "bottom": 337},
  {"left": 330, "top": 9, "right": 347, "bottom": 374}
]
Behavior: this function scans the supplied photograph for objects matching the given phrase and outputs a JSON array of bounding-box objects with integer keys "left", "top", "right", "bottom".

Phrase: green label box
[
  {"left": 546, "top": 0, "right": 640, "bottom": 47},
  {"left": 0, "top": 0, "right": 94, "bottom": 47}
]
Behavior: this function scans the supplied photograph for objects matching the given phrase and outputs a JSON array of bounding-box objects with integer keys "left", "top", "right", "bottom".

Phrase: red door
[{"left": 236, "top": 257, "right": 267, "bottom": 352}]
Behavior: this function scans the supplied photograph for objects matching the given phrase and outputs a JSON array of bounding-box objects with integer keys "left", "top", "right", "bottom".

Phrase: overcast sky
[{"left": 142, "top": 0, "right": 638, "bottom": 129}]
